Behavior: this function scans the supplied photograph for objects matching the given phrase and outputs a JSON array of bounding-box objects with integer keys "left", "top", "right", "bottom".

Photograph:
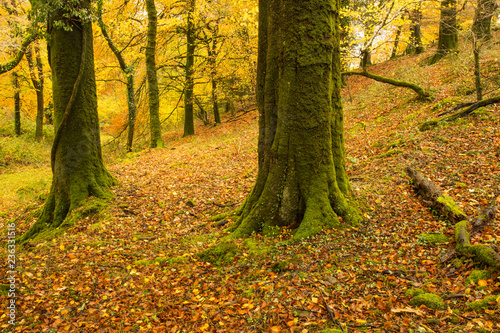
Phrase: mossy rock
[
  {"left": 430, "top": 97, "right": 461, "bottom": 112},
  {"left": 418, "top": 232, "right": 449, "bottom": 245},
  {"left": 419, "top": 119, "right": 439, "bottom": 131},
  {"left": 452, "top": 258, "right": 462, "bottom": 269},
  {"left": 466, "top": 270, "right": 492, "bottom": 285},
  {"left": 405, "top": 288, "right": 425, "bottom": 297},
  {"left": 409, "top": 293, "right": 445, "bottom": 310},
  {"left": 467, "top": 295, "right": 499, "bottom": 311},
  {"left": 197, "top": 241, "right": 241, "bottom": 265}
]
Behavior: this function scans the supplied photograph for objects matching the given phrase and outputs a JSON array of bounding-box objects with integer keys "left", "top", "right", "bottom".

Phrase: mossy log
[
  {"left": 406, "top": 167, "right": 467, "bottom": 223},
  {"left": 454, "top": 220, "right": 500, "bottom": 269},
  {"left": 420, "top": 96, "right": 500, "bottom": 131},
  {"left": 342, "top": 70, "right": 430, "bottom": 100},
  {"left": 440, "top": 206, "right": 497, "bottom": 263}
]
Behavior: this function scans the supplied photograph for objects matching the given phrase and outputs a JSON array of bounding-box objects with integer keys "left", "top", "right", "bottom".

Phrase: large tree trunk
[
  {"left": 20, "top": 1, "right": 115, "bottom": 243},
  {"left": 12, "top": 71, "right": 21, "bottom": 136},
  {"left": 429, "top": 0, "right": 458, "bottom": 64},
  {"left": 184, "top": 0, "right": 196, "bottom": 136},
  {"left": 25, "top": 44, "right": 45, "bottom": 141},
  {"left": 230, "top": 0, "right": 361, "bottom": 240},
  {"left": 145, "top": 0, "right": 164, "bottom": 148}
]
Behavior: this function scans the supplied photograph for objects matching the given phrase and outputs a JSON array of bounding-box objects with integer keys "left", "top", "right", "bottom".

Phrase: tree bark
[
  {"left": 230, "top": 0, "right": 361, "bottom": 240},
  {"left": 184, "top": 0, "right": 196, "bottom": 136},
  {"left": 342, "top": 70, "right": 430, "bottom": 99},
  {"left": 208, "top": 22, "right": 221, "bottom": 124},
  {"left": 429, "top": 0, "right": 458, "bottom": 64},
  {"left": 20, "top": 0, "right": 115, "bottom": 243},
  {"left": 25, "top": 44, "right": 45, "bottom": 142},
  {"left": 12, "top": 71, "right": 21, "bottom": 136},
  {"left": 391, "top": 25, "right": 402, "bottom": 59},
  {"left": 97, "top": 5, "right": 138, "bottom": 152},
  {"left": 145, "top": 0, "right": 164, "bottom": 148}
]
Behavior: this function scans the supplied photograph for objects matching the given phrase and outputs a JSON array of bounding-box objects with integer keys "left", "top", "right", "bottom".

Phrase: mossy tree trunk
[
  {"left": 12, "top": 71, "right": 21, "bottom": 136},
  {"left": 405, "top": 6, "right": 424, "bottom": 55},
  {"left": 19, "top": 1, "right": 115, "bottom": 243},
  {"left": 184, "top": 0, "right": 196, "bottom": 136},
  {"left": 230, "top": 0, "right": 361, "bottom": 240},
  {"left": 145, "top": 0, "right": 164, "bottom": 148},
  {"left": 97, "top": 4, "right": 138, "bottom": 152},
  {"left": 25, "top": 44, "right": 45, "bottom": 142},
  {"left": 429, "top": 0, "right": 458, "bottom": 64}
]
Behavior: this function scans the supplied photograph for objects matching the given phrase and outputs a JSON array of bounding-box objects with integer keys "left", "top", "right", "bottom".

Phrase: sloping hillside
[{"left": 1, "top": 37, "right": 499, "bottom": 332}]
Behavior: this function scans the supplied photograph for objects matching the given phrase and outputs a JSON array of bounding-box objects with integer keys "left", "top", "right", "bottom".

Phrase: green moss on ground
[
  {"left": 405, "top": 288, "right": 425, "bottom": 297},
  {"left": 452, "top": 258, "right": 462, "bottom": 269},
  {"left": 419, "top": 119, "right": 439, "bottom": 131},
  {"left": 243, "top": 238, "right": 271, "bottom": 256},
  {"left": 418, "top": 232, "right": 449, "bottom": 244},
  {"left": 0, "top": 284, "right": 10, "bottom": 296},
  {"left": 466, "top": 270, "right": 492, "bottom": 285},
  {"left": 409, "top": 293, "right": 445, "bottom": 310},
  {"left": 467, "top": 295, "right": 499, "bottom": 311},
  {"left": 271, "top": 254, "right": 303, "bottom": 273},
  {"left": 198, "top": 241, "right": 241, "bottom": 265},
  {"left": 374, "top": 149, "right": 403, "bottom": 159}
]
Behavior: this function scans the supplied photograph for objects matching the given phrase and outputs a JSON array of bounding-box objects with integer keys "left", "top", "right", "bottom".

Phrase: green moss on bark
[{"left": 231, "top": 0, "right": 362, "bottom": 240}]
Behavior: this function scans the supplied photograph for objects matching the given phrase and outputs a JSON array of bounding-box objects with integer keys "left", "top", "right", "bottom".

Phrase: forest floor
[{"left": 1, "top": 41, "right": 500, "bottom": 332}]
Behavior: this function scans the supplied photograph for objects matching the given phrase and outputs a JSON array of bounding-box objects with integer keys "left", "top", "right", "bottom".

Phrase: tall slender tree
[
  {"left": 25, "top": 43, "right": 45, "bottom": 141},
  {"left": 20, "top": 0, "right": 115, "bottom": 242},
  {"left": 230, "top": 0, "right": 361, "bottom": 239},
  {"left": 97, "top": 2, "right": 138, "bottom": 152},
  {"left": 12, "top": 71, "right": 21, "bottom": 136},
  {"left": 184, "top": 0, "right": 196, "bottom": 136},
  {"left": 145, "top": 0, "right": 164, "bottom": 148}
]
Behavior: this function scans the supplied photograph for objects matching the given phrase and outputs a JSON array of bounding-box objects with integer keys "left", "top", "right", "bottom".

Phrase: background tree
[
  {"left": 405, "top": 4, "right": 424, "bottom": 55},
  {"left": 183, "top": 0, "right": 196, "bottom": 136},
  {"left": 230, "top": 0, "right": 361, "bottom": 239},
  {"left": 12, "top": 71, "right": 21, "bottom": 136},
  {"left": 97, "top": 1, "right": 139, "bottom": 152},
  {"left": 429, "top": 0, "right": 458, "bottom": 64},
  {"left": 146, "top": 0, "right": 164, "bottom": 148},
  {"left": 20, "top": 0, "right": 115, "bottom": 242},
  {"left": 25, "top": 43, "right": 45, "bottom": 141}
]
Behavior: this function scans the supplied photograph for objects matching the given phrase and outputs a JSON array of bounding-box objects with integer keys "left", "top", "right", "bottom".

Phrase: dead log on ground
[{"left": 406, "top": 167, "right": 467, "bottom": 223}]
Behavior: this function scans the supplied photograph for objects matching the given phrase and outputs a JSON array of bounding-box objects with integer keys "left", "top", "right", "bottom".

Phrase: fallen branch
[
  {"left": 420, "top": 96, "right": 500, "bottom": 131},
  {"left": 342, "top": 70, "right": 430, "bottom": 100},
  {"left": 407, "top": 167, "right": 500, "bottom": 269},
  {"left": 406, "top": 167, "right": 467, "bottom": 223}
]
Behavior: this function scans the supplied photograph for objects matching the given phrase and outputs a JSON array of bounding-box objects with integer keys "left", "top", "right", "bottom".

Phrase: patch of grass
[{"left": 0, "top": 166, "right": 51, "bottom": 208}]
